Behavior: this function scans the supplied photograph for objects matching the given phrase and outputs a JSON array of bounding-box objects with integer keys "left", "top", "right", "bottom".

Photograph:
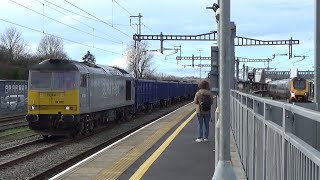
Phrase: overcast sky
[{"left": 0, "top": 0, "right": 315, "bottom": 78}]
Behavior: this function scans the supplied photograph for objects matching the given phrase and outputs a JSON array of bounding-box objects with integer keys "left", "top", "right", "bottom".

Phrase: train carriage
[
  {"left": 135, "top": 80, "right": 198, "bottom": 112},
  {"left": 26, "top": 59, "right": 198, "bottom": 136},
  {"left": 156, "top": 81, "right": 170, "bottom": 107},
  {"left": 268, "top": 77, "right": 309, "bottom": 102},
  {"left": 135, "top": 79, "right": 158, "bottom": 112},
  {"left": 169, "top": 81, "right": 179, "bottom": 102}
]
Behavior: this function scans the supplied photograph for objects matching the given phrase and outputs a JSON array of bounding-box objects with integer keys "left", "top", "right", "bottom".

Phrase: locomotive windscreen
[
  {"left": 29, "top": 71, "right": 77, "bottom": 90},
  {"left": 30, "top": 71, "right": 51, "bottom": 89},
  {"left": 293, "top": 78, "right": 306, "bottom": 90}
]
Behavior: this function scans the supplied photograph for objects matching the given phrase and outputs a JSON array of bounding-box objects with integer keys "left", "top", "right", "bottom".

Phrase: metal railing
[{"left": 231, "top": 90, "right": 320, "bottom": 180}]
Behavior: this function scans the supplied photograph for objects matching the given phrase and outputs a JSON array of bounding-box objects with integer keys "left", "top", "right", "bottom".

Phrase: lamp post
[{"left": 316, "top": 0, "right": 320, "bottom": 108}]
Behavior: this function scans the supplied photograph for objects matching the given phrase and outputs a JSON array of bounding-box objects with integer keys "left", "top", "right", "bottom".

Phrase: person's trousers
[{"left": 197, "top": 113, "right": 210, "bottom": 139}]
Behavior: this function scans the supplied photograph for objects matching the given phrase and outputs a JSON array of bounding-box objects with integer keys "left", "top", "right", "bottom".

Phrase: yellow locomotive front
[
  {"left": 289, "top": 77, "right": 309, "bottom": 102},
  {"left": 26, "top": 59, "right": 80, "bottom": 135}
]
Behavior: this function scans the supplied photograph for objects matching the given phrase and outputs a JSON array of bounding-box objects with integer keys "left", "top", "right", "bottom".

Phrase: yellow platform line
[
  {"left": 129, "top": 111, "right": 197, "bottom": 180},
  {"left": 93, "top": 105, "right": 195, "bottom": 180}
]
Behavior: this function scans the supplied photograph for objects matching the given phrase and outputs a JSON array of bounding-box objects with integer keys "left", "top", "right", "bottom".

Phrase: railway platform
[{"left": 50, "top": 103, "right": 246, "bottom": 180}]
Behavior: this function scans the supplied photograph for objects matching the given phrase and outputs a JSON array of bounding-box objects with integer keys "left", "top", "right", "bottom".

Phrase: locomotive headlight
[
  {"left": 30, "top": 105, "right": 38, "bottom": 110},
  {"left": 65, "top": 106, "right": 76, "bottom": 110},
  {"left": 290, "top": 91, "right": 296, "bottom": 98}
]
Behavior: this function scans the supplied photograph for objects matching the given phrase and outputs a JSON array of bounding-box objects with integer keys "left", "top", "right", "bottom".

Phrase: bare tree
[
  {"left": 37, "top": 35, "right": 68, "bottom": 60},
  {"left": 125, "top": 41, "right": 154, "bottom": 79},
  {"left": 143, "top": 68, "right": 158, "bottom": 80},
  {"left": 0, "top": 27, "right": 28, "bottom": 61}
]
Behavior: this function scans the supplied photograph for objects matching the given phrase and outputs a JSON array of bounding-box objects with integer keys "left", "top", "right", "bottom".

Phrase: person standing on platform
[{"left": 193, "top": 80, "right": 215, "bottom": 142}]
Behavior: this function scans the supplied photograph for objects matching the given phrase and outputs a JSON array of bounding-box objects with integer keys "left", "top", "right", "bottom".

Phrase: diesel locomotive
[
  {"left": 25, "top": 59, "right": 197, "bottom": 136},
  {"left": 267, "top": 77, "right": 309, "bottom": 102}
]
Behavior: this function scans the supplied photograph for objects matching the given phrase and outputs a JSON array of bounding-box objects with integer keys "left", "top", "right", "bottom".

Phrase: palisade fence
[
  {"left": 231, "top": 90, "right": 320, "bottom": 180},
  {"left": 0, "top": 107, "right": 27, "bottom": 117},
  {"left": 0, "top": 101, "right": 27, "bottom": 117}
]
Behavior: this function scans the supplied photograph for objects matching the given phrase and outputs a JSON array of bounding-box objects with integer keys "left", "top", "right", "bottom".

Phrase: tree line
[{"left": 0, "top": 27, "right": 68, "bottom": 80}]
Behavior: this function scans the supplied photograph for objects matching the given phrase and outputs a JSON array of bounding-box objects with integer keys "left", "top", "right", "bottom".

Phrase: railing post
[
  {"left": 263, "top": 103, "right": 272, "bottom": 180},
  {"left": 215, "top": 109, "right": 220, "bottom": 167},
  {"left": 283, "top": 106, "right": 294, "bottom": 180}
]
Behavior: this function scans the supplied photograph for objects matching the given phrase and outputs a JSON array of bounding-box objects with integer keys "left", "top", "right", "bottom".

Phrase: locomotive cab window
[
  {"left": 126, "top": 80, "right": 131, "bottom": 100},
  {"left": 30, "top": 71, "right": 78, "bottom": 90},
  {"left": 52, "top": 72, "right": 76, "bottom": 89},
  {"left": 30, "top": 71, "right": 52, "bottom": 89},
  {"left": 293, "top": 78, "right": 306, "bottom": 90},
  {"left": 80, "top": 74, "right": 87, "bottom": 87}
]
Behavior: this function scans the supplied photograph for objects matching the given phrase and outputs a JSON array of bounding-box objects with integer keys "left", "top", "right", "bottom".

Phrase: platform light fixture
[{"left": 206, "top": 3, "right": 220, "bottom": 21}]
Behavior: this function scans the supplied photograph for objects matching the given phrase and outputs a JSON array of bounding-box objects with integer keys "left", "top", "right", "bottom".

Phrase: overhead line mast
[
  {"left": 133, "top": 32, "right": 299, "bottom": 59},
  {"left": 130, "top": 13, "right": 143, "bottom": 35}
]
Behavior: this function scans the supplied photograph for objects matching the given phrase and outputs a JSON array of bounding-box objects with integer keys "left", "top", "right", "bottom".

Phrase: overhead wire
[
  {"left": 33, "top": 0, "right": 123, "bottom": 44},
  {"left": 116, "top": 0, "right": 139, "bottom": 15},
  {"left": 153, "top": 53, "right": 186, "bottom": 68},
  {"left": 130, "top": 24, "right": 138, "bottom": 34},
  {"left": 9, "top": 0, "right": 122, "bottom": 44},
  {"left": 63, "top": 0, "right": 131, "bottom": 38},
  {"left": 112, "top": 0, "right": 142, "bottom": 34},
  {"left": 44, "top": 0, "right": 131, "bottom": 28},
  {"left": 0, "top": 18, "right": 122, "bottom": 55},
  {"left": 113, "top": 0, "right": 154, "bottom": 36},
  {"left": 4, "top": 0, "right": 207, "bottom": 77},
  {"left": 271, "top": 48, "right": 314, "bottom": 68},
  {"left": 113, "top": 0, "right": 133, "bottom": 16},
  {"left": 147, "top": 44, "right": 206, "bottom": 77},
  {"left": 111, "top": 0, "right": 177, "bottom": 48},
  {"left": 143, "top": 24, "right": 157, "bottom": 34},
  {"left": 110, "top": 0, "right": 179, "bottom": 51},
  {"left": 42, "top": 0, "right": 97, "bottom": 21},
  {"left": 0, "top": 0, "right": 195, "bottom": 76},
  {"left": 113, "top": 23, "right": 131, "bottom": 26}
]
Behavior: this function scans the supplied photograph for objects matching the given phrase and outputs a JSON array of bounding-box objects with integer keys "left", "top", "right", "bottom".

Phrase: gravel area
[{"left": 0, "top": 102, "right": 189, "bottom": 179}]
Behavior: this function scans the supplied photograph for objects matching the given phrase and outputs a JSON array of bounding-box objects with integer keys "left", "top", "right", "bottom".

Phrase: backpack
[{"left": 199, "top": 94, "right": 213, "bottom": 112}]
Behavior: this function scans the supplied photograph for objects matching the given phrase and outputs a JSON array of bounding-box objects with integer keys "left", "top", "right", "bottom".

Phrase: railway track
[
  {"left": 0, "top": 137, "right": 68, "bottom": 170},
  {"left": 0, "top": 138, "right": 45, "bottom": 168},
  {"left": 0, "top": 102, "right": 190, "bottom": 179},
  {"left": 0, "top": 114, "right": 25, "bottom": 121},
  {"left": 0, "top": 114, "right": 27, "bottom": 131}
]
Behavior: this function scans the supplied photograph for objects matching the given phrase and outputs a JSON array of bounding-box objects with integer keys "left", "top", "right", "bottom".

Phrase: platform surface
[{"left": 51, "top": 103, "right": 246, "bottom": 180}]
